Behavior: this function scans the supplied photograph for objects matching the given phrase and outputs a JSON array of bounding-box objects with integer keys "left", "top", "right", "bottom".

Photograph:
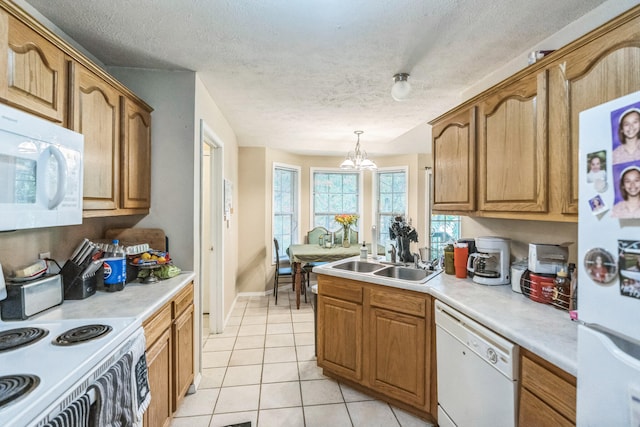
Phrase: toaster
[
  {"left": 528, "top": 243, "right": 569, "bottom": 275},
  {"left": 0, "top": 274, "right": 63, "bottom": 320}
]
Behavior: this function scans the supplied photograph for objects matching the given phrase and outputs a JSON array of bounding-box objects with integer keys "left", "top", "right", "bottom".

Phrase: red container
[
  {"left": 454, "top": 246, "right": 469, "bottom": 278},
  {"left": 528, "top": 272, "right": 556, "bottom": 304}
]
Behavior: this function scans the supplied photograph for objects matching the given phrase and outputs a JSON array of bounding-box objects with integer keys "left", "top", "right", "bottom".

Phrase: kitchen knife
[
  {"left": 76, "top": 244, "right": 95, "bottom": 266},
  {"left": 70, "top": 238, "right": 89, "bottom": 263}
]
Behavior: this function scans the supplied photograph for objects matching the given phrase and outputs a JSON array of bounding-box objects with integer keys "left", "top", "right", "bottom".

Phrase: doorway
[{"left": 200, "top": 120, "right": 224, "bottom": 334}]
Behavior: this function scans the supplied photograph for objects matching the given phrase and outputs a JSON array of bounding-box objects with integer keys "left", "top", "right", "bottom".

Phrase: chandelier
[{"left": 340, "top": 131, "right": 377, "bottom": 170}]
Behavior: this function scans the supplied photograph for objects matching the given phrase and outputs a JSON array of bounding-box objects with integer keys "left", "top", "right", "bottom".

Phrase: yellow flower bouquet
[
  {"left": 334, "top": 214, "right": 359, "bottom": 226},
  {"left": 335, "top": 214, "right": 358, "bottom": 247}
]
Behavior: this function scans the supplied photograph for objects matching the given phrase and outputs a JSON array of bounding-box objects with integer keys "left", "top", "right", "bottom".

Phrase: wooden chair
[{"left": 273, "top": 238, "right": 305, "bottom": 304}]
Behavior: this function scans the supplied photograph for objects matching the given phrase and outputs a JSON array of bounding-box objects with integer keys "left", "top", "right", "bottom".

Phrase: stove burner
[
  {"left": 0, "top": 328, "right": 48, "bottom": 352},
  {"left": 0, "top": 374, "right": 40, "bottom": 407},
  {"left": 53, "top": 324, "right": 112, "bottom": 346}
]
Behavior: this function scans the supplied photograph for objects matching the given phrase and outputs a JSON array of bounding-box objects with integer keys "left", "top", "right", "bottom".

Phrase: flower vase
[
  {"left": 397, "top": 237, "right": 412, "bottom": 263},
  {"left": 342, "top": 225, "right": 351, "bottom": 248}
]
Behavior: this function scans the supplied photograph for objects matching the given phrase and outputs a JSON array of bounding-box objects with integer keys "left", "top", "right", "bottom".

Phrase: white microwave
[{"left": 0, "top": 103, "right": 83, "bottom": 231}]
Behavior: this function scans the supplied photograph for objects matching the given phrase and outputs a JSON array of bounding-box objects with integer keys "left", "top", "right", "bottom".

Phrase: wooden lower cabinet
[
  {"left": 368, "top": 285, "right": 429, "bottom": 409},
  {"left": 317, "top": 277, "right": 364, "bottom": 383},
  {"left": 173, "top": 302, "right": 194, "bottom": 409},
  {"left": 144, "top": 327, "right": 172, "bottom": 427},
  {"left": 143, "top": 282, "right": 194, "bottom": 427},
  {"left": 317, "top": 275, "right": 435, "bottom": 421},
  {"left": 519, "top": 348, "right": 577, "bottom": 426}
]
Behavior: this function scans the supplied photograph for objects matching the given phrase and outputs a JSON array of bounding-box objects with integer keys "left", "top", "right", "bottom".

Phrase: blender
[{"left": 466, "top": 237, "right": 511, "bottom": 285}]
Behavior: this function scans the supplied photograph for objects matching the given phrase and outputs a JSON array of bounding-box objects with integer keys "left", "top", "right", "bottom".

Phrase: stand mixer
[{"left": 466, "top": 237, "right": 511, "bottom": 285}]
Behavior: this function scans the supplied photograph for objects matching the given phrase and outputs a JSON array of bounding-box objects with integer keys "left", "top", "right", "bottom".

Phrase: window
[
  {"left": 273, "top": 164, "right": 300, "bottom": 261},
  {"left": 430, "top": 214, "right": 461, "bottom": 259},
  {"left": 312, "top": 170, "right": 360, "bottom": 231},
  {"left": 375, "top": 169, "right": 407, "bottom": 247}
]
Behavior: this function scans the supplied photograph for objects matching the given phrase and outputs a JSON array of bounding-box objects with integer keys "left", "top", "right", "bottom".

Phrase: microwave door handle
[{"left": 48, "top": 145, "right": 68, "bottom": 209}]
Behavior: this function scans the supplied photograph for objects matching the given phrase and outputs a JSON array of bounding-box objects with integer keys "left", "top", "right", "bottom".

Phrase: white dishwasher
[{"left": 435, "top": 300, "right": 519, "bottom": 427}]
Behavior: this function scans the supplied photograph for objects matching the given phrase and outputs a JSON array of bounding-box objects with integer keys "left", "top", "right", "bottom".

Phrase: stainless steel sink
[
  {"left": 331, "top": 260, "right": 385, "bottom": 273},
  {"left": 373, "top": 266, "right": 434, "bottom": 282}
]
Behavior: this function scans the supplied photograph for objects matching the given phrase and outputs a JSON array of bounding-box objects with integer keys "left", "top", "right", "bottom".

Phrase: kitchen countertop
[
  {"left": 34, "top": 272, "right": 196, "bottom": 324},
  {"left": 314, "top": 258, "right": 578, "bottom": 376}
]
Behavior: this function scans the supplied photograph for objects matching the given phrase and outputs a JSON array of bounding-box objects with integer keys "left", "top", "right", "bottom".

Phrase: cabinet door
[
  {"left": 70, "top": 62, "right": 121, "bottom": 211},
  {"left": 432, "top": 107, "right": 476, "bottom": 212},
  {"left": 144, "top": 328, "right": 172, "bottom": 427},
  {"left": 477, "top": 72, "right": 548, "bottom": 213},
  {"left": 552, "top": 12, "right": 640, "bottom": 214},
  {"left": 519, "top": 388, "right": 574, "bottom": 427},
  {"left": 368, "top": 306, "right": 426, "bottom": 408},
  {"left": 121, "top": 97, "right": 151, "bottom": 210},
  {"left": 173, "top": 304, "right": 194, "bottom": 409},
  {"left": 0, "top": 12, "right": 66, "bottom": 123},
  {"left": 317, "top": 294, "right": 363, "bottom": 382}
]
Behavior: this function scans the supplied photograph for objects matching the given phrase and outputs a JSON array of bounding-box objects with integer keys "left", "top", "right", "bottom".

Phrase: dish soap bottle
[{"left": 360, "top": 242, "right": 368, "bottom": 260}]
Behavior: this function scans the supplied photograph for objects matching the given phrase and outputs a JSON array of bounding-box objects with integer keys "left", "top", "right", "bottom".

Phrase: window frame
[
  {"left": 373, "top": 166, "right": 409, "bottom": 245},
  {"left": 272, "top": 162, "right": 301, "bottom": 262},
  {"left": 309, "top": 167, "right": 364, "bottom": 233}
]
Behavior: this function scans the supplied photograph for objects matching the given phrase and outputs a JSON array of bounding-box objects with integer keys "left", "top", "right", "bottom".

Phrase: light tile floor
[{"left": 170, "top": 284, "right": 434, "bottom": 427}]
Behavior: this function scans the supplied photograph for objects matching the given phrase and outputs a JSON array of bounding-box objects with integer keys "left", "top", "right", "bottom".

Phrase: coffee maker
[{"left": 466, "top": 236, "right": 511, "bottom": 285}]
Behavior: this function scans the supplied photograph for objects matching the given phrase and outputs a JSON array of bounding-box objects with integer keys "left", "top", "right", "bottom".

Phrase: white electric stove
[{"left": 0, "top": 316, "right": 141, "bottom": 426}]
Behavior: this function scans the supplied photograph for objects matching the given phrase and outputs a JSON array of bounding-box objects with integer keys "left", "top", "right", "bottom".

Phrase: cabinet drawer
[
  {"left": 521, "top": 351, "right": 576, "bottom": 422},
  {"left": 519, "top": 388, "right": 574, "bottom": 427},
  {"left": 173, "top": 282, "right": 194, "bottom": 317},
  {"left": 143, "top": 302, "right": 172, "bottom": 348},
  {"left": 318, "top": 275, "right": 363, "bottom": 304},
  {"left": 369, "top": 287, "right": 426, "bottom": 317}
]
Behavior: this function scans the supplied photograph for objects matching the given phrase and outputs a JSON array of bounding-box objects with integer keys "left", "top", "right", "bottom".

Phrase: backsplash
[
  {"left": 0, "top": 216, "right": 143, "bottom": 274},
  {"left": 462, "top": 217, "right": 578, "bottom": 264}
]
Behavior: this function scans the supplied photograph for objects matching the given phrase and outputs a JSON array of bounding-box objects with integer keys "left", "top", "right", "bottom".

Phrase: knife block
[{"left": 60, "top": 259, "right": 102, "bottom": 300}]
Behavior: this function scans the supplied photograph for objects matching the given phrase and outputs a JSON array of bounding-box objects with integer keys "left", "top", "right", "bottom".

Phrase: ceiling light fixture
[
  {"left": 391, "top": 73, "right": 411, "bottom": 101},
  {"left": 340, "top": 130, "right": 377, "bottom": 170}
]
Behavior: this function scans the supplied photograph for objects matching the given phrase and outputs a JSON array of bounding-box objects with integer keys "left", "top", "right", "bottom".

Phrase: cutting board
[{"left": 105, "top": 228, "right": 167, "bottom": 251}]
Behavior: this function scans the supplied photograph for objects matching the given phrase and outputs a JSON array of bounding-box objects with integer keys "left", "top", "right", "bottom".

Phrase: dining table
[{"left": 286, "top": 244, "right": 362, "bottom": 309}]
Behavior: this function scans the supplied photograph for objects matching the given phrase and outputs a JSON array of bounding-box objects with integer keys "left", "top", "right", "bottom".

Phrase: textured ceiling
[{"left": 23, "top": 0, "right": 611, "bottom": 156}]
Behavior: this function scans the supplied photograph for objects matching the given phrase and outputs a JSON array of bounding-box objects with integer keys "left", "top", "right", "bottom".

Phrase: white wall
[
  {"left": 194, "top": 75, "right": 240, "bottom": 317},
  {"left": 107, "top": 68, "right": 197, "bottom": 271}
]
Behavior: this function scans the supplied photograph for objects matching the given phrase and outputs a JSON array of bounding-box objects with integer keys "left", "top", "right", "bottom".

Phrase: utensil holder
[{"left": 60, "top": 259, "right": 102, "bottom": 300}]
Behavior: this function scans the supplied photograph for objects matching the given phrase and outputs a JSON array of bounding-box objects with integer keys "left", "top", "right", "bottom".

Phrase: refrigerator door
[
  {"left": 577, "top": 324, "right": 640, "bottom": 426},
  {"left": 578, "top": 90, "right": 640, "bottom": 342}
]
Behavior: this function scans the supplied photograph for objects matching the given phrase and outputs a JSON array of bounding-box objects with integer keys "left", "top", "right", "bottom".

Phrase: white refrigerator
[{"left": 577, "top": 90, "right": 640, "bottom": 426}]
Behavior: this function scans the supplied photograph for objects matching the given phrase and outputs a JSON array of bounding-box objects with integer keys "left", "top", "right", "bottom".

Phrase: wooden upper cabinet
[
  {"left": 432, "top": 107, "right": 476, "bottom": 212},
  {"left": 477, "top": 71, "right": 548, "bottom": 213},
  {"left": 70, "top": 62, "right": 121, "bottom": 211},
  {"left": 551, "top": 11, "right": 640, "bottom": 215},
  {"left": 0, "top": 12, "right": 66, "bottom": 122},
  {"left": 121, "top": 97, "right": 151, "bottom": 210}
]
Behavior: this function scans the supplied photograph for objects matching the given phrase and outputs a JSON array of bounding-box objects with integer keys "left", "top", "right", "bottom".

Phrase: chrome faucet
[{"left": 388, "top": 244, "right": 397, "bottom": 263}]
